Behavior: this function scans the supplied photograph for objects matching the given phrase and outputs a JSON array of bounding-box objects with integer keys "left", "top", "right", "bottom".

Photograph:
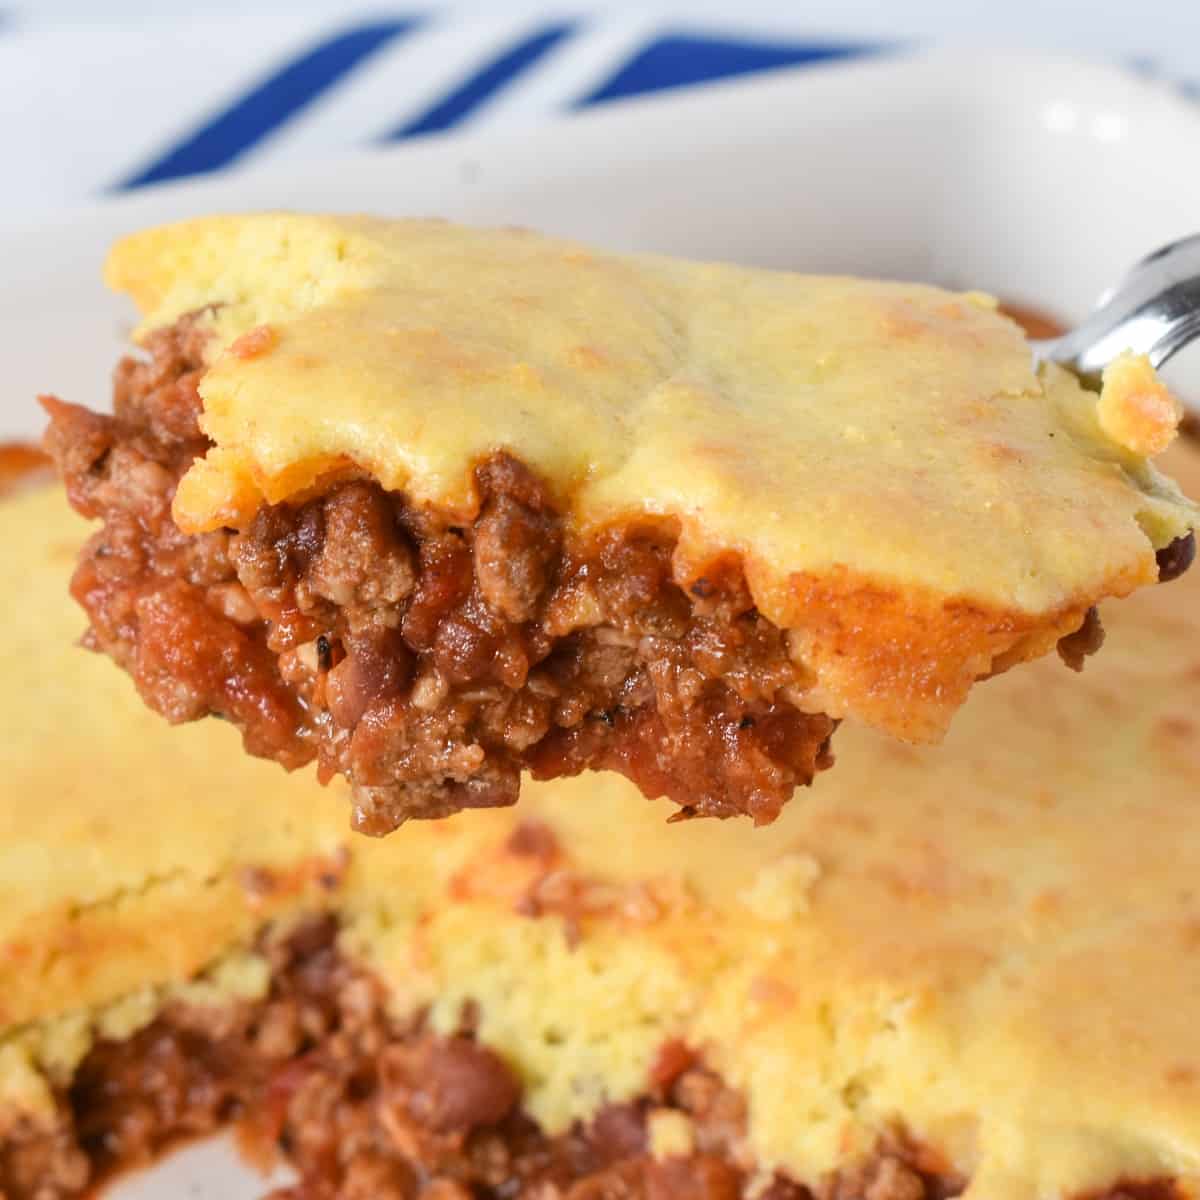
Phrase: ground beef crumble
[
  {"left": 0, "top": 919, "right": 1179, "bottom": 1200},
  {"left": 43, "top": 314, "right": 837, "bottom": 833},
  {"left": 0, "top": 919, "right": 932, "bottom": 1200}
]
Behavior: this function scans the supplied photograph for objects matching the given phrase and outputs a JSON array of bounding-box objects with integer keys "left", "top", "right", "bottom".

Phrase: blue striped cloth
[
  {"left": 2, "top": 14, "right": 877, "bottom": 212},
  {"left": 116, "top": 22, "right": 869, "bottom": 191},
  {"left": 1, "top": 9, "right": 1195, "bottom": 216}
]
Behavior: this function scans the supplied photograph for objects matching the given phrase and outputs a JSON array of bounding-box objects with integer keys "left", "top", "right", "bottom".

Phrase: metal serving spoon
[
  {"left": 1029, "top": 233, "right": 1200, "bottom": 582},
  {"left": 1031, "top": 233, "right": 1200, "bottom": 393}
]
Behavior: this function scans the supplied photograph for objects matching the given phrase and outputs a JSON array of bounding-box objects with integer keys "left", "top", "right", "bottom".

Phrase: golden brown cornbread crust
[
  {"left": 107, "top": 215, "right": 1196, "bottom": 742},
  {"left": 7, "top": 447, "right": 1200, "bottom": 1200}
]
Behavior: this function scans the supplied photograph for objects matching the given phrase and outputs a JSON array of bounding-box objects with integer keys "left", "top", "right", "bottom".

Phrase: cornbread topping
[
  {"left": 42, "top": 215, "right": 1199, "bottom": 828},
  {"left": 5, "top": 443, "right": 1200, "bottom": 1198},
  {"left": 1098, "top": 352, "right": 1185, "bottom": 457}
]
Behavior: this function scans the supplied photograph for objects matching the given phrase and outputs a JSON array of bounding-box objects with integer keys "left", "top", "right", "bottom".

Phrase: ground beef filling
[
  {"left": 0, "top": 919, "right": 954, "bottom": 1200},
  {"left": 43, "top": 316, "right": 836, "bottom": 832},
  {"left": 0, "top": 919, "right": 1180, "bottom": 1200}
]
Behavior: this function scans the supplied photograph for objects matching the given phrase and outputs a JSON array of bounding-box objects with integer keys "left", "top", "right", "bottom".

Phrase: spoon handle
[{"left": 1031, "top": 234, "right": 1200, "bottom": 386}]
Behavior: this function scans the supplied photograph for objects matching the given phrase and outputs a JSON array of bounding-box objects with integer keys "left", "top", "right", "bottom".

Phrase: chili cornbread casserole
[
  {"left": 43, "top": 215, "right": 1199, "bottom": 833},
  {"left": 5, "top": 449, "right": 1200, "bottom": 1200}
]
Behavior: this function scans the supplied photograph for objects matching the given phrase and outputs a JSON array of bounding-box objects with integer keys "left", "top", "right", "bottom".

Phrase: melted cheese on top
[{"left": 102, "top": 214, "right": 1197, "bottom": 741}]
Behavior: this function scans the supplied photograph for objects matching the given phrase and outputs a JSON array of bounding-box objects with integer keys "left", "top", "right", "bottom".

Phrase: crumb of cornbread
[
  {"left": 1098, "top": 352, "right": 1184, "bottom": 456},
  {"left": 647, "top": 1108, "right": 697, "bottom": 1160},
  {"left": 737, "top": 853, "right": 822, "bottom": 921}
]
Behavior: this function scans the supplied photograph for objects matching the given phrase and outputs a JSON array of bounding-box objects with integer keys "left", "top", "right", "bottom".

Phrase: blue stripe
[
  {"left": 387, "top": 23, "right": 576, "bottom": 140},
  {"left": 578, "top": 32, "right": 870, "bottom": 106},
  {"left": 118, "top": 18, "right": 420, "bottom": 189}
]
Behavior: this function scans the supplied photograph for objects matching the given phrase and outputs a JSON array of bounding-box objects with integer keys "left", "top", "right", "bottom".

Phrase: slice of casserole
[
  {"left": 42, "top": 214, "right": 1198, "bottom": 832},
  {"left": 5, "top": 447, "right": 1200, "bottom": 1199}
]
